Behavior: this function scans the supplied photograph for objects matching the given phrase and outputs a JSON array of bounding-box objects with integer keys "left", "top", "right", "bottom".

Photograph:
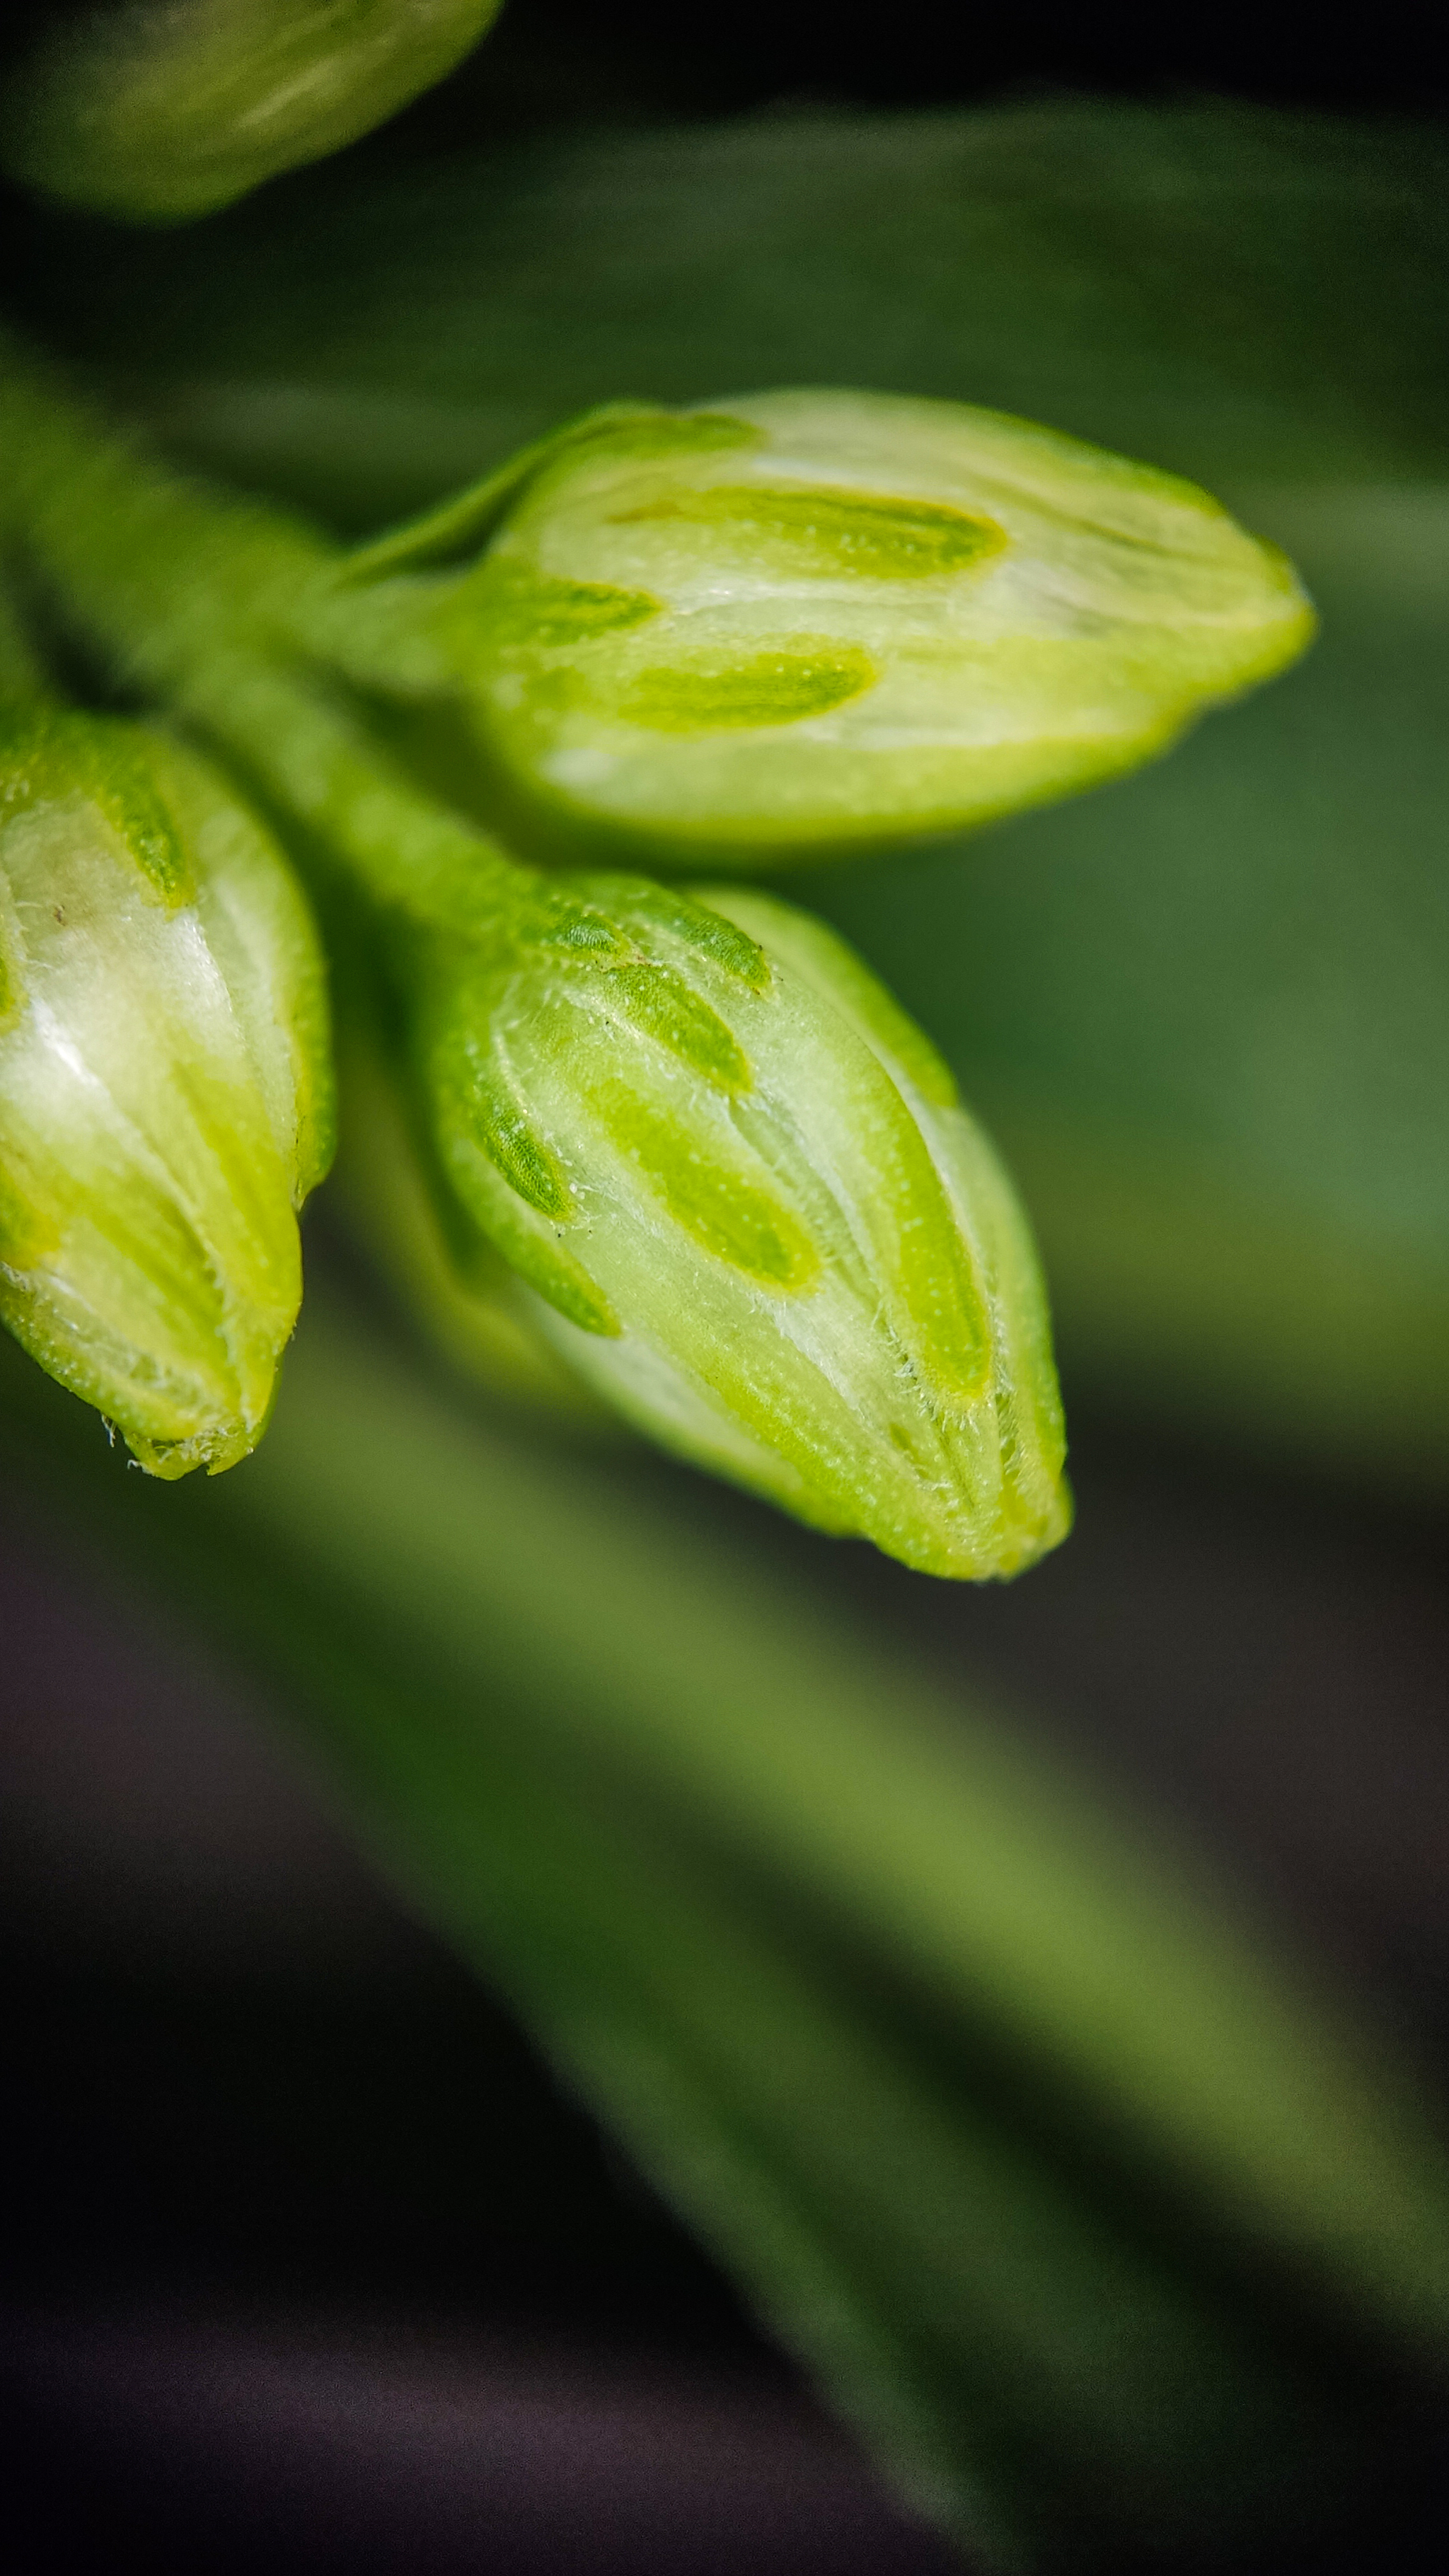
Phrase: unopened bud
[
  {"left": 1, "top": 0, "right": 503, "bottom": 223},
  {"left": 413, "top": 871, "right": 1068, "bottom": 1577},
  {"left": 331, "top": 390, "right": 1314, "bottom": 869},
  {"left": 1, "top": 709, "right": 333, "bottom": 1473}
]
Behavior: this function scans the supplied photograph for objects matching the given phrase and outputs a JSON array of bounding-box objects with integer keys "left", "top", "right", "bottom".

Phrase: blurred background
[{"left": 2, "top": 4, "right": 1447, "bottom": 2569}]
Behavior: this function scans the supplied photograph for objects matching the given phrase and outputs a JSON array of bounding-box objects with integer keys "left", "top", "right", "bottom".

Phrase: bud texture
[
  {"left": 1, "top": 711, "right": 333, "bottom": 1473},
  {"left": 349, "top": 390, "right": 1314, "bottom": 869},
  {"left": 416, "top": 874, "right": 1068, "bottom": 1577}
]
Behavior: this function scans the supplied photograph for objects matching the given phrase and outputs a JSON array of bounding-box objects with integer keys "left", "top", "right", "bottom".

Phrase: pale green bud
[
  {"left": 1, "top": 0, "right": 502, "bottom": 224},
  {"left": 415, "top": 872, "right": 1068, "bottom": 1577},
  {"left": 0, "top": 709, "right": 333, "bottom": 1474},
  {"left": 328, "top": 391, "right": 1315, "bottom": 870}
]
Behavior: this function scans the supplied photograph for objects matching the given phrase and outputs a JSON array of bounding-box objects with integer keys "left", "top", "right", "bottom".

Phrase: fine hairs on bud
[
  {"left": 412, "top": 871, "right": 1069, "bottom": 1579},
  {"left": 0, "top": 708, "right": 333, "bottom": 1473}
]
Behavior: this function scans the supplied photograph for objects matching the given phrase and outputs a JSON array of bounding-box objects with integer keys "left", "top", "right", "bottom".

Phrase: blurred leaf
[
  {"left": 13, "top": 101, "right": 1447, "bottom": 499},
  {"left": 4, "top": 1282, "right": 1449, "bottom": 2564}
]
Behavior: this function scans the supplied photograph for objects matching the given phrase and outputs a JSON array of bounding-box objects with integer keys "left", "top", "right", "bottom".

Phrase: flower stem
[{"left": 0, "top": 329, "right": 522, "bottom": 929}]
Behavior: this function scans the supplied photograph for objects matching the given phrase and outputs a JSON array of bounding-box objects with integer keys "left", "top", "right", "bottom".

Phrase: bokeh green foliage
[
  {"left": 5, "top": 1284, "right": 1449, "bottom": 2568},
  {"left": 0, "top": 0, "right": 504, "bottom": 221},
  {"left": 19, "top": 96, "right": 1445, "bottom": 1483}
]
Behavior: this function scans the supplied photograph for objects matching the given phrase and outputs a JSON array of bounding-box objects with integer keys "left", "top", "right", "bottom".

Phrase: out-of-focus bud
[
  {"left": 0, "top": 709, "right": 333, "bottom": 1474},
  {"left": 412, "top": 870, "right": 1069, "bottom": 1577},
  {"left": 0, "top": 0, "right": 502, "bottom": 224},
  {"left": 323, "top": 391, "right": 1315, "bottom": 871}
]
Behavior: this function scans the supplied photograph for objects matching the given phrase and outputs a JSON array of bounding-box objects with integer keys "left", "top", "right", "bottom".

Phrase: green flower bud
[
  {"left": 1, "top": 709, "right": 333, "bottom": 1475},
  {"left": 1, "top": 0, "right": 503, "bottom": 224},
  {"left": 329, "top": 391, "right": 1314, "bottom": 870},
  {"left": 413, "top": 871, "right": 1068, "bottom": 1577}
]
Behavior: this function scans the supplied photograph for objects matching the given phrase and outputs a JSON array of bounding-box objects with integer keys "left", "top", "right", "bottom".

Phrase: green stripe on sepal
[
  {"left": 432, "top": 390, "right": 1312, "bottom": 869},
  {"left": 604, "top": 481, "right": 1009, "bottom": 580},
  {"left": 446, "top": 1048, "right": 575, "bottom": 1221},
  {"left": 585, "top": 881, "right": 770, "bottom": 992},
  {"left": 591, "top": 1077, "right": 820, "bottom": 1291},
  {"left": 600, "top": 963, "right": 753, "bottom": 1092}
]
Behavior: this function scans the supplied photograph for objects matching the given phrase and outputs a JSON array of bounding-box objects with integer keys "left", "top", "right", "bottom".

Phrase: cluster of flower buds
[{"left": 0, "top": 354, "right": 1312, "bottom": 1570}]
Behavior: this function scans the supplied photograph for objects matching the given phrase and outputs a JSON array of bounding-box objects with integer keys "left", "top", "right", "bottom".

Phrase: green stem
[
  {"left": 180, "top": 650, "right": 521, "bottom": 931},
  {"left": 0, "top": 330, "right": 520, "bottom": 927}
]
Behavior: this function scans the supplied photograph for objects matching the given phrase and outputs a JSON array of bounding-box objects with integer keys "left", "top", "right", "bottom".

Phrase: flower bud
[
  {"left": 413, "top": 871, "right": 1069, "bottom": 1577},
  {"left": 1, "top": 709, "right": 333, "bottom": 1474},
  {"left": 1, "top": 1, "right": 503, "bottom": 223},
  {"left": 333, "top": 390, "right": 1314, "bottom": 870}
]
